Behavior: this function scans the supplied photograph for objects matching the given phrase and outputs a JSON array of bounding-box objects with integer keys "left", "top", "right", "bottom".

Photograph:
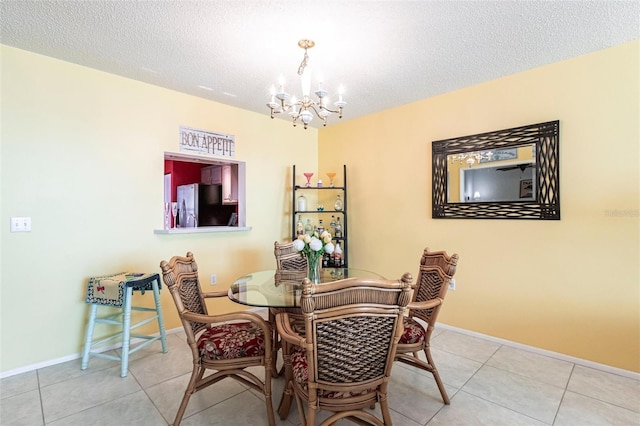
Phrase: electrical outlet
[
  {"left": 210, "top": 273, "right": 217, "bottom": 285},
  {"left": 10, "top": 217, "right": 31, "bottom": 232},
  {"left": 448, "top": 278, "right": 456, "bottom": 291}
]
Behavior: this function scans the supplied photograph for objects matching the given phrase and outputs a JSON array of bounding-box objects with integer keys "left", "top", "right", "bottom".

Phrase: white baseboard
[
  {"left": 435, "top": 322, "right": 640, "bottom": 381},
  {"left": 0, "top": 328, "right": 184, "bottom": 379},
  {"left": 2, "top": 312, "right": 638, "bottom": 382}
]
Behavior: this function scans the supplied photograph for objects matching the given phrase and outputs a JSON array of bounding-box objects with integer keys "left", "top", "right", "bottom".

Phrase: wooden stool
[{"left": 81, "top": 272, "right": 167, "bottom": 377}]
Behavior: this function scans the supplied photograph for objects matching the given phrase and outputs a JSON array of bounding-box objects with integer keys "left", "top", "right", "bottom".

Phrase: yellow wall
[
  {"left": 1, "top": 41, "right": 638, "bottom": 375},
  {"left": 0, "top": 45, "right": 317, "bottom": 373},
  {"left": 319, "top": 41, "right": 639, "bottom": 372}
]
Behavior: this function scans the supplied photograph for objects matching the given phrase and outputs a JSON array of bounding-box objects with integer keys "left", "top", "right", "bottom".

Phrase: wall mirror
[{"left": 432, "top": 120, "right": 560, "bottom": 220}]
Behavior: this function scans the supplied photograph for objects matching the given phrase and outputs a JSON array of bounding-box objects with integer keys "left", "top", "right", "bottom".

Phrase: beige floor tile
[
  {"left": 555, "top": 390, "right": 640, "bottom": 425},
  {"left": 486, "top": 345, "right": 573, "bottom": 388},
  {"left": 387, "top": 362, "right": 454, "bottom": 424},
  {"left": 0, "top": 388, "right": 44, "bottom": 426},
  {"left": 46, "top": 390, "right": 166, "bottom": 426},
  {"left": 431, "top": 330, "right": 501, "bottom": 363},
  {"left": 180, "top": 389, "right": 291, "bottom": 426},
  {"left": 0, "top": 370, "right": 39, "bottom": 399},
  {"left": 387, "top": 408, "right": 423, "bottom": 426},
  {"left": 429, "top": 390, "right": 547, "bottom": 425},
  {"left": 402, "top": 346, "right": 483, "bottom": 389},
  {"left": 40, "top": 365, "right": 141, "bottom": 423},
  {"left": 127, "top": 342, "right": 192, "bottom": 388},
  {"left": 462, "top": 364, "right": 564, "bottom": 424},
  {"left": 567, "top": 365, "right": 640, "bottom": 413},
  {"left": 145, "top": 371, "right": 247, "bottom": 424},
  {"left": 37, "top": 350, "right": 120, "bottom": 387}
]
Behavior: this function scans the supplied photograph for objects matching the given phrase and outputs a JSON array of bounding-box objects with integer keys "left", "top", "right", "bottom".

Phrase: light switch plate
[{"left": 10, "top": 217, "right": 31, "bottom": 232}]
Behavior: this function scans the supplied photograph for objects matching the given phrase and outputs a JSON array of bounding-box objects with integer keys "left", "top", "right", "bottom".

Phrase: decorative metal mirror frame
[{"left": 432, "top": 120, "right": 560, "bottom": 220}]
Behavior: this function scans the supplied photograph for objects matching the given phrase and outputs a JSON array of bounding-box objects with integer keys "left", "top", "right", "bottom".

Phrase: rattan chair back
[
  {"left": 281, "top": 274, "right": 412, "bottom": 425},
  {"left": 409, "top": 254, "right": 457, "bottom": 327},
  {"left": 421, "top": 247, "right": 459, "bottom": 275},
  {"left": 160, "top": 252, "right": 209, "bottom": 336},
  {"left": 274, "top": 240, "right": 308, "bottom": 271}
]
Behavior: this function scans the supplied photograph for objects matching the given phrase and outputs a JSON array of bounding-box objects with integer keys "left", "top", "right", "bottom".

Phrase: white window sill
[{"left": 154, "top": 226, "right": 252, "bottom": 235}]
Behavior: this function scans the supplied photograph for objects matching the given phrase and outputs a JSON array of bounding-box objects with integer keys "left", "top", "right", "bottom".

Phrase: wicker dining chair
[
  {"left": 159, "top": 252, "right": 275, "bottom": 426},
  {"left": 395, "top": 247, "right": 459, "bottom": 404},
  {"left": 274, "top": 240, "right": 308, "bottom": 271},
  {"left": 275, "top": 273, "right": 412, "bottom": 426},
  {"left": 271, "top": 241, "right": 308, "bottom": 372}
]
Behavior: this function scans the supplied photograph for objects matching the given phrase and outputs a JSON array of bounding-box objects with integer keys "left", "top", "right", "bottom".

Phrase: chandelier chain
[{"left": 297, "top": 50, "right": 309, "bottom": 76}]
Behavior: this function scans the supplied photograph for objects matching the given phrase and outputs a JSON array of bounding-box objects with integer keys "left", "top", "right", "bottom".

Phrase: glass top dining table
[{"left": 228, "top": 268, "right": 385, "bottom": 308}]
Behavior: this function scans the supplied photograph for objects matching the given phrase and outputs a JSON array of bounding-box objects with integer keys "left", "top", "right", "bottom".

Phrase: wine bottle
[
  {"left": 296, "top": 215, "right": 304, "bottom": 236},
  {"left": 334, "top": 217, "right": 342, "bottom": 238}
]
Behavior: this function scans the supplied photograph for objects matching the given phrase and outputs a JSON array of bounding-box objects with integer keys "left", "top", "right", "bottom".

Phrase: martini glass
[
  {"left": 303, "top": 172, "right": 314, "bottom": 187},
  {"left": 326, "top": 172, "right": 336, "bottom": 187}
]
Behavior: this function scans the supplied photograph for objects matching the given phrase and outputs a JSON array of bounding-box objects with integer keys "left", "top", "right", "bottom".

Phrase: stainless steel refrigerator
[{"left": 177, "top": 183, "right": 233, "bottom": 227}]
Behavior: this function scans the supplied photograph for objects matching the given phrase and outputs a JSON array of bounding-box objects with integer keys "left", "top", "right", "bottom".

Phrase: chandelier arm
[
  {"left": 307, "top": 104, "right": 327, "bottom": 118},
  {"left": 316, "top": 103, "right": 340, "bottom": 114}
]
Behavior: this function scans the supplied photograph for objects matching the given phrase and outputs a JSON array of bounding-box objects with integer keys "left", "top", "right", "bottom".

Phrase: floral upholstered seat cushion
[
  {"left": 290, "top": 346, "right": 373, "bottom": 398},
  {"left": 399, "top": 317, "right": 426, "bottom": 345},
  {"left": 197, "top": 322, "right": 265, "bottom": 360}
]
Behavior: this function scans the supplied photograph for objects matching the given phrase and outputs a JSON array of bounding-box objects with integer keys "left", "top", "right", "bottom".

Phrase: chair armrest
[
  {"left": 274, "top": 312, "right": 306, "bottom": 348},
  {"left": 407, "top": 298, "right": 442, "bottom": 311},
  {"left": 202, "top": 290, "right": 229, "bottom": 298}
]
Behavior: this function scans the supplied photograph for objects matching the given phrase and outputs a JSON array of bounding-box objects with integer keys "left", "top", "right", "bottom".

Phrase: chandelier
[
  {"left": 267, "top": 39, "right": 346, "bottom": 129},
  {"left": 449, "top": 151, "right": 494, "bottom": 167}
]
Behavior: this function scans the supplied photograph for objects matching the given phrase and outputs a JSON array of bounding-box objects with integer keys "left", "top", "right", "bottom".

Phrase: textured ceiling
[{"left": 1, "top": 1, "right": 639, "bottom": 128}]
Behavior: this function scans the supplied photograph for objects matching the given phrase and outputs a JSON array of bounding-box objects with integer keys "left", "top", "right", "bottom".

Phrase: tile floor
[{"left": 2, "top": 319, "right": 639, "bottom": 425}]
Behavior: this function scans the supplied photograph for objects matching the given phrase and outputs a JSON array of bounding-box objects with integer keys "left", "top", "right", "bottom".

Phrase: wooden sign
[{"left": 179, "top": 126, "right": 235, "bottom": 157}]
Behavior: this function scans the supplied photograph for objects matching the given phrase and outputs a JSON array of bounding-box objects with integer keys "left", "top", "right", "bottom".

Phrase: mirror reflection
[{"left": 447, "top": 144, "right": 536, "bottom": 203}]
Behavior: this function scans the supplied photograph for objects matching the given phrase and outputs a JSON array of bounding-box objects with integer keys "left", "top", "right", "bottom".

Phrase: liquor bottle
[
  {"left": 329, "top": 215, "right": 337, "bottom": 234},
  {"left": 334, "top": 217, "right": 342, "bottom": 238},
  {"left": 297, "top": 193, "right": 307, "bottom": 212},
  {"left": 334, "top": 194, "right": 343, "bottom": 211},
  {"left": 305, "top": 219, "right": 313, "bottom": 236},
  {"left": 317, "top": 219, "right": 325, "bottom": 235},
  {"left": 334, "top": 242, "right": 343, "bottom": 267},
  {"left": 296, "top": 215, "right": 304, "bottom": 236},
  {"left": 322, "top": 251, "right": 330, "bottom": 267}
]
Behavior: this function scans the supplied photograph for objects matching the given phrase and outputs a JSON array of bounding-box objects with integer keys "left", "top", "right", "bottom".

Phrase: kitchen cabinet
[
  {"left": 201, "top": 165, "right": 222, "bottom": 185},
  {"left": 222, "top": 164, "right": 238, "bottom": 204}
]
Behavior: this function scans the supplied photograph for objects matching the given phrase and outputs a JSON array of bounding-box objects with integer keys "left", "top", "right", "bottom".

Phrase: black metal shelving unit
[{"left": 292, "top": 164, "right": 348, "bottom": 267}]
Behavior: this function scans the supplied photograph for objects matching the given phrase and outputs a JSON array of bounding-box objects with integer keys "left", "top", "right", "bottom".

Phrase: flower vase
[{"left": 308, "top": 257, "right": 321, "bottom": 284}]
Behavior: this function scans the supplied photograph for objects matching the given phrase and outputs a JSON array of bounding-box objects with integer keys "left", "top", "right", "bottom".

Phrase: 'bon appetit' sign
[{"left": 179, "top": 126, "right": 235, "bottom": 158}]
